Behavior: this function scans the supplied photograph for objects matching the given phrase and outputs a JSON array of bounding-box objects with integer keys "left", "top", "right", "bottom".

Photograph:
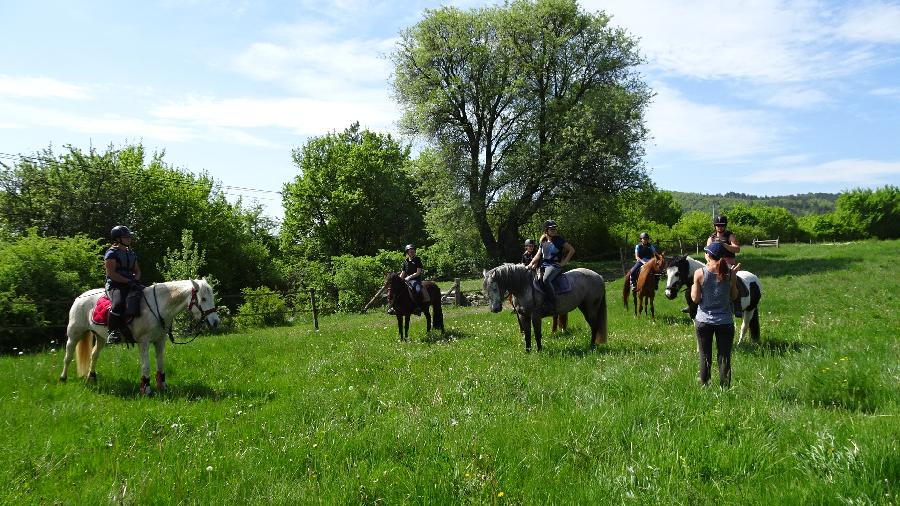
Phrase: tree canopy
[
  {"left": 281, "top": 123, "right": 425, "bottom": 261},
  {"left": 392, "top": 0, "right": 650, "bottom": 260}
]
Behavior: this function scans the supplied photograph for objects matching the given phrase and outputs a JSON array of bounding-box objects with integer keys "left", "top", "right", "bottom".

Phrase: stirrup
[{"left": 106, "top": 330, "right": 122, "bottom": 345}]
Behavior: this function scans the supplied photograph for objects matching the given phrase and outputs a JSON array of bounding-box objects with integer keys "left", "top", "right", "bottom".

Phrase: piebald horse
[
  {"left": 483, "top": 264, "right": 607, "bottom": 352},
  {"left": 59, "top": 279, "right": 220, "bottom": 395},
  {"left": 623, "top": 252, "right": 666, "bottom": 319},
  {"left": 663, "top": 255, "right": 762, "bottom": 343}
]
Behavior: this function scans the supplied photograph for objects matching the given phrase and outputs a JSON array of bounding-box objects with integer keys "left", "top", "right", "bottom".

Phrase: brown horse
[
  {"left": 623, "top": 252, "right": 666, "bottom": 319},
  {"left": 385, "top": 273, "right": 444, "bottom": 341}
]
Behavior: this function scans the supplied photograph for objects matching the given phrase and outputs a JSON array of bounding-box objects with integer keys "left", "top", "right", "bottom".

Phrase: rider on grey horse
[{"left": 527, "top": 220, "right": 575, "bottom": 314}]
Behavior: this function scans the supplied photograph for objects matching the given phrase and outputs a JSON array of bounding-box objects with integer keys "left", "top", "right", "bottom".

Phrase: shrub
[
  {"left": 233, "top": 287, "right": 288, "bottom": 329},
  {"left": 0, "top": 232, "right": 103, "bottom": 351}
]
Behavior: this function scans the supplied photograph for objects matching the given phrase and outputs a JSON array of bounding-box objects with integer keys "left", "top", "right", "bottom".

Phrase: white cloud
[
  {"left": 646, "top": 84, "right": 780, "bottom": 161},
  {"left": 759, "top": 86, "right": 830, "bottom": 109},
  {"left": 871, "top": 86, "right": 900, "bottom": 97},
  {"left": 151, "top": 95, "right": 398, "bottom": 136},
  {"left": 232, "top": 22, "right": 396, "bottom": 100},
  {"left": 0, "top": 75, "right": 90, "bottom": 100},
  {"left": 838, "top": 1, "right": 900, "bottom": 43},
  {"left": 743, "top": 158, "right": 900, "bottom": 184},
  {"left": 584, "top": 0, "right": 877, "bottom": 83}
]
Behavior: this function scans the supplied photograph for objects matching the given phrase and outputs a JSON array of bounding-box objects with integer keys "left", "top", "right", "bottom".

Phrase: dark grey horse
[{"left": 483, "top": 264, "right": 607, "bottom": 352}]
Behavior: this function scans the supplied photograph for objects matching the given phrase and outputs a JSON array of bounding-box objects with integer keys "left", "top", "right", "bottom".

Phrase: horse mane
[
  {"left": 487, "top": 263, "right": 534, "bottom": 295},
  {"left": 636, "top": 254, "right": 664, "bottom": 292}
]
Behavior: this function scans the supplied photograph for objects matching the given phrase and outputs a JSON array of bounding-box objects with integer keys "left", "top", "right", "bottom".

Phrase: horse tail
[
  {"left": 75, "top": 331, "right": 93, "bottom": 377},
  {"left": 594, "top": 290, "right": 608, "bottom": 345},
  {"left": 428, "top": 284, "right": 444, "bottom": 331}
]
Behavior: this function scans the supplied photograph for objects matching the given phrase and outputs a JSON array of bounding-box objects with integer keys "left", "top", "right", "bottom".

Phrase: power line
[{"left": 0, "top": 150, "right": 286, "bottom": 198}]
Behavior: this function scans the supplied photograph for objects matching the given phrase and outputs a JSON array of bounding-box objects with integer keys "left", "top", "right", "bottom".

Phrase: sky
[{"left": 2, "top": 0, "right": 899, "bottom": 220}]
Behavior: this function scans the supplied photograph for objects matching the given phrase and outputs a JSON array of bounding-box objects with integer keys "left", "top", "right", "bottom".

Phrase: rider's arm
[
  {"left": 725, "top": 234, "right": 741, "bottom": 254},
  {"left": 133, "top": 260, "right": 141, "bottom": 281},
  {"left": 690, "top": 268, "right": 704, "bottom": 304},
  {"left": 634, "top": 246, "right": 642, "bottom": 262},
  {"left": 104, "top": 258, "right": 132, "bottom": 284},
  {"left": 527, "top": 248, "right": 542, "bottom": 270},
  {"left": 561, "top": 242, "right": 575, "bottom": 266}
]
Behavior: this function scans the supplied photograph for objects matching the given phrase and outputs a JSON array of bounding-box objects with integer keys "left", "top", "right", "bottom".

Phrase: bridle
[{"left": 188, "top": 287, "right": 219, "bottom": 320}]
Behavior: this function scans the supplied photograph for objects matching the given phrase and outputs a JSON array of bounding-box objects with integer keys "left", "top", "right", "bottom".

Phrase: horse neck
[
  {"left": 155, "top": 280, "right": 195, "bottom": 320},
  {"left": 495, "top": 264, "right": 530, "bottom": 297},
  {"left": 686, "top": 257, "right": 704, "bottom": 276}
]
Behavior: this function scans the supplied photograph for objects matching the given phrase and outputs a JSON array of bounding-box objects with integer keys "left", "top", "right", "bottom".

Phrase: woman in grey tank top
[{"left": 690, "top": 242, "right": 739, "bottom": 387}]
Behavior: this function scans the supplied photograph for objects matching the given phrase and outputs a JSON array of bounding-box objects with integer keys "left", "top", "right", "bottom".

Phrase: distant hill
[{"left": 669, "top": 191, "right": 839, "bottom": 217}]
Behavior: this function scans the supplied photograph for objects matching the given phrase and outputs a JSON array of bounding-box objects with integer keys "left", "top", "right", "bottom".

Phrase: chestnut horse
[
  {"left": 623, "top": 253, "right": 666, "bottom": 319},
  {"left": 384, "top": 273, "right": 444, "bottom": 341}
]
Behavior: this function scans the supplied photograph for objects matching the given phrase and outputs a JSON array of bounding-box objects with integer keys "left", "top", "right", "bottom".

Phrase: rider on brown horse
[{"left": 388, "top": 244, "right": 424, "bottom": 315}]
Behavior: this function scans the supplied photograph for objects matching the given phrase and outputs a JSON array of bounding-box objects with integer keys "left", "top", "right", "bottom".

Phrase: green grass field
[{"left": 2, "top": 241, "right": 897, "bottom": 504}]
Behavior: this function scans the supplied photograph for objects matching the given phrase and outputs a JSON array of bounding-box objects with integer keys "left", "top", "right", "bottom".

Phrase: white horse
[
  {"left": 663, "top": 255, "right": 762, "bottom": 344},
  {"left": 59, "top": 279, "right": 221, "bottom": 395}
]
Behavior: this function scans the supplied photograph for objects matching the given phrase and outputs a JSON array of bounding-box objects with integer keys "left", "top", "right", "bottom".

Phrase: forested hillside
[{"left": 670, "top": 191, "right": 838, "bottom": 216}]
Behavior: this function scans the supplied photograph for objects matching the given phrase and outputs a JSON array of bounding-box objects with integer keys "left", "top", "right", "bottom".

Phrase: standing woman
[
  {"left": 104, "top": 225, "right": 142, "bottom": 344},
  {"left": 690, "top": 241, "right": 739, "bottom": 387}
]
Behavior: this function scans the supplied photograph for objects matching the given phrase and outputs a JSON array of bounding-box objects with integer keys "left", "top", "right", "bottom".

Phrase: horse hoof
[
  {"left": 86, "top": 372, "right": 97, "bottom": 384},
  {"left": 58, "top": 376, "right": 67, "bottom": 383},
  {"left": 141, "top": 386, "right": 154, "bottom": 397},
  {"left": 157, "top": 383, "right": 168, "bottom": 394}
]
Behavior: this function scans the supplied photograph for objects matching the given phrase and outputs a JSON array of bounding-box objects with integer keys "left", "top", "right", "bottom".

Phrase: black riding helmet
[
  {"left": 543, "top": 220, "right": 557, "bottom": 230},
  {"left": 110, "top": 225, "right": 132, "bottom": 241},
  {"left": 404, "top": 244, "right": 415, "bottom": 253},
  {"left": 524, "top": 238, "right": 535, "bottom": 246},
  {"left": 639, "top": 232, "right": 650, "bottom": 240},
  {"left": 713, "top": 215, "right": 728, "bottom": 226}
]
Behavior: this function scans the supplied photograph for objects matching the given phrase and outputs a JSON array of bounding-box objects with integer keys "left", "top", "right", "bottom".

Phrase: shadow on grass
[
  {"left": 541, "top": 340, "right": 664, "bottom": 358},
  {"left": 736, "top": 337, "right": 809, "bottom": 356},
  {"left": 745, "top": 256, "right": 861, "bottom": 278},
  {"left": 89, "top": 376, "right": 262, "bottom": 401},
  {"left": 418, "top": 327, "right": 474, "bottom": 344}
]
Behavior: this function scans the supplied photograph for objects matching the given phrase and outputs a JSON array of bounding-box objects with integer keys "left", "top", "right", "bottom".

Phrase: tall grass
[{"left": 1, "top": 241, "right": 897, "bottom": 504}]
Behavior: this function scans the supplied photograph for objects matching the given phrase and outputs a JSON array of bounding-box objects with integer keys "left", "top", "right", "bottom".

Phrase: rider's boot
[{"left": 106, "top": 313, "right": 123, "bottom": 345}]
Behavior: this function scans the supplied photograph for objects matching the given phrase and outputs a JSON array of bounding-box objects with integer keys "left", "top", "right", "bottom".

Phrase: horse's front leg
[
  {"left": 649, "top": 294, "right": 656, "bottom": 320},
  {"left": 404, "top": 315, "right": 411, "bottom": 341},
  {"left": 531, "top": 313, "right": 543, "bottom": 352},
  {"left": 522, "top": 312, "right": 533, "bottom": 352},
  {"left": 139, "top": 338, "right": 153, "bottom": 396},
  {"left": 424, "top": 307, "right": 432, "bottom": 332},
  {"left": 396, "top": 315, "right": 405, "bottom": 342},
  {"left": 153, "top": 339, "right": 168, "bottom": 393}
]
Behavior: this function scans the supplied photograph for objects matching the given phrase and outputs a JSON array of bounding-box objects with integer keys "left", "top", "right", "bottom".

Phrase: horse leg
[
  {"left": 404, "top": 315, "right": 411, "bottom": 341},
  {"left": 532, "top": 314, "right": 543, "bottom": 352},
  {"left": 139, "top": 338, "right": 153, "bottom": 396},
  {"left": 60, "top": 326, "right": 84, "bottom": 381},
  {"left": 86, "top": 336, "right": 103, "bottom": 384},
  {"left": 650, "top": 293, "right": 656, "bottom": 321},
  {"left": 396, "top": 315, "right": 405, "bottom": 341},
  {"left": 154, "top": 339, "right": 168, "bottom": 393},
  {"left": 425, "top": 306, "right": 432, "bottom": 332},
  {"left": 522, "top": 312, "right": 533, "bottom": 352}
]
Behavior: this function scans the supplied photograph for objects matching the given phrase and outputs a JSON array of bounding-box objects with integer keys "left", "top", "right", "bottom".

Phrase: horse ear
[
  {"left": 482, "top": 269, "right": 488, "bottom": 278},
  {"left": 191, "top": 279, "right": 199, "bottom": 290}
]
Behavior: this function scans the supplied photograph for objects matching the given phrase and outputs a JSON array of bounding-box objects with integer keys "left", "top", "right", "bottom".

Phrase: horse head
[
  {"left": 482, "top": 268, "right": 504, "bottom": 313},
  {"left": 664, "top": 255, "right": 688, "bottom": 300},
  {"left": 188, "top": 278, "right": 221, "bottom": 329},
  {"left": 384, "top": 272, "right": 410, "bottom": 309}
]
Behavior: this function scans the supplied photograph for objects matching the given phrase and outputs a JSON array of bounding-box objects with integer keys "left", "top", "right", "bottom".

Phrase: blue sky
[{"left": 2, "top": 0, "right": 899, "bottom": 219}]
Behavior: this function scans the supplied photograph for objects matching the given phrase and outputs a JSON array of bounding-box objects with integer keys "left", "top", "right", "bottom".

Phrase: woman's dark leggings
[{"left": 695, "top": 321, "right": 734, "bottom": 387}]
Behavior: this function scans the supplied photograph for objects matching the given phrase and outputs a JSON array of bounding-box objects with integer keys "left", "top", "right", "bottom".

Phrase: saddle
[
  {"left": 90, "top": 295, "right": 134, "bottom": 326},
  {"left": 404, "top": 280, "right": 430, "bottom": 304},
  {"left": 532, "top": 272, "right": 573, "bottom": 295}
]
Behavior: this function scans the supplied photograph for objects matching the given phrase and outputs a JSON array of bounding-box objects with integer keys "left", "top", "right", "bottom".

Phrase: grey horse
[{"left": 483, "top": 264, "right": 607, "bottom": 352}]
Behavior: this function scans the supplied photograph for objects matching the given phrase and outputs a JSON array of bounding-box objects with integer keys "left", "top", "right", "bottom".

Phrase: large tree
[
  {"left": 392, "top": 0, "right": 651, "bottom": 260},
  {"left": 281, "top": 123, "right": 425, "bottom": 260}
]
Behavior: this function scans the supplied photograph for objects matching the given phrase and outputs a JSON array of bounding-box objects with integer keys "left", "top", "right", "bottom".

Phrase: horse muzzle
[
  {"left": 664, "top": 288, "right": 677, "bottom": 300},
  {"left": 490, "top": 303, "right": 503, "bottom": 313}
]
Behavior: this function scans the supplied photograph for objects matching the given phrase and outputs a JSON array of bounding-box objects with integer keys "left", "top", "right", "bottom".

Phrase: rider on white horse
[{"left": 104, "top": 225, "right": 142, "bottom": 344}]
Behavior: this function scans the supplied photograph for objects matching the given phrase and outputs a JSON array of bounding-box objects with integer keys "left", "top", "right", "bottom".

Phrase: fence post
[
  {"left": 309, "top": 288, "right": 318, "bottom": 330},
  {"left": 454, "top": 278, "right": 461, "bottom": 306}
]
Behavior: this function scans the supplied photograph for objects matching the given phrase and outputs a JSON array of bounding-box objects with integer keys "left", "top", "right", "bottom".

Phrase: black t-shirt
[
  {"left": 709, "top": 230, "right": 737, "bottom": 258},
  {"left": 522, "top": 251, "right": 535, "bottom": 265},
  {"left": 402, "top": 256, "right": 423, "bottom": 277}
]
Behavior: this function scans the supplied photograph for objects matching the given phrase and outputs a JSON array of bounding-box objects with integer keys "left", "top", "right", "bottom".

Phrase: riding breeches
[
  {"left": 107, "top": 284, "right": 142, "bottom": 318},
  {"left": 542, "top": 264, "right": 561, "bottom": 303}
]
